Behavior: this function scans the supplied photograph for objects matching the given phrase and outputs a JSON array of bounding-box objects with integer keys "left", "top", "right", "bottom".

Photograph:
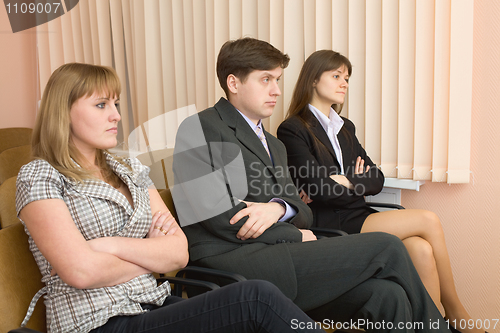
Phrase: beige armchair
[
  {"left": 0, "top": 145, "right": 32, "bottom": 185},
  {"left": 0, "top": 222, "right": 46, "bottom": 332},
  {"left": 0, "top": 176, "right": 19, "bottom": 229},
  {"left": 0, "top": 127, "right": 32, "bottom": 155}
]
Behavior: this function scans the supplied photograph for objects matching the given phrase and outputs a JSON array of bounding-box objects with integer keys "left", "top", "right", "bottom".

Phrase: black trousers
[
  {"left": 90, "top": 279, "right": 324, "bottom": 333},
  {"left": 199, "top": 232, "right": 451, "bottom": 333}
]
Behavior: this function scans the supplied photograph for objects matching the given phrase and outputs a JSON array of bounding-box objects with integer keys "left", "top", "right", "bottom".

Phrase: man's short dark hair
[{"left": 216, "top": 37, "right": 290, "bottom": 97}]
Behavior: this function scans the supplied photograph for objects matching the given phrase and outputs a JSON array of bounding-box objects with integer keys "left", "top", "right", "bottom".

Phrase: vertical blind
[{"left": 36, "top": 0, "right": 473, "bottom": 184}]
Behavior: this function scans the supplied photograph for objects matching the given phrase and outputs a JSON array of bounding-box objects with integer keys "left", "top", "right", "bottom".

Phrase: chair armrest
[
  {"left": 175, "top": 266, "right": 246, "bottom": 283},
  {"left": 367, "top": 202, "right": 405, "bottom": 210},
  {"left": 157, "top": 276, "right": 220, "bottom": 297},
  {"left": 174, "top": 266, "right": 247, "bottom": 298},
  {"left": 310, "top": 227, "right": 348, "bottom": 238},
  {"left": 9, "top": 328, "right": 43, "bottom": 333}
]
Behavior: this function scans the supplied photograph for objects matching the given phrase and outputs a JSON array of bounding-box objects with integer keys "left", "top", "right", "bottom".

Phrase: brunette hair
[
  {"left": 217, "top": 37, "right": 290, "bottom": 97},
  {"left": 32, "top": 62, "right": 123, "bottom": 184},
  {"left": 286, "top": 50, "right": 352, "bottom": 151}
]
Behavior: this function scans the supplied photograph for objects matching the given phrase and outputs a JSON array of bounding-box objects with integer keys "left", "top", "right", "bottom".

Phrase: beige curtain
[{"left": 36, "top": 0, "right": 473, "bottom": 184}]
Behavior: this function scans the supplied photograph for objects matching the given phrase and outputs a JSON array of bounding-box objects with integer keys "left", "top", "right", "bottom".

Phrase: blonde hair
[{"left": 32, "top": 62, "right": 124, "bottom": 185}]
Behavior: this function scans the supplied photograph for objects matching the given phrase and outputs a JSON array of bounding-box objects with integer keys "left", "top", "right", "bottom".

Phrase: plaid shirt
[{"left": 16, "top": 153, "right": 170, "bottom": 333}]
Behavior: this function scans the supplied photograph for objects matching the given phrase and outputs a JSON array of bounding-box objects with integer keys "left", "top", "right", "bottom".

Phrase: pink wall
[
  {"left": 0, "top": 7, "right": 37, "bottom": 129},
  {"left": 402, "top": 0, "right": 500, "bottom": 326}
]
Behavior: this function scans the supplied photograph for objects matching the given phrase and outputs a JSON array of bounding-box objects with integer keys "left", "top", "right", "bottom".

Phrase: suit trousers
[
  {"left": 89, "top": 280, "right": 324, "bottom": 333},
  {"left": 198, "top": 232, "right": 450, "bottom": 333}
]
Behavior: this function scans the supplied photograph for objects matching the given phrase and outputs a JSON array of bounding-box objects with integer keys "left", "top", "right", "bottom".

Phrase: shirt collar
[
  {"left": 236, "top": 109, "right": 263, "bottom": 133},
  {"left": 308, "top": 104, "right": 344, "bottom": 135},
  {"left": 68, "top": 152, "right": 145, "bottom": 187}
]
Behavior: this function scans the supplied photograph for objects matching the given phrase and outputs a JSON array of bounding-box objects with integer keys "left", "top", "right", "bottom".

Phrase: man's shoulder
[
  {"left": 177, "top": 105, "right": 222, "bottom": 135},
  {"left": 192, "top": 106, "right": 218, "bottom": 124},
  {"left": 195, "top": 99, "right": 232, "bottom": 128},
  {"left": 176, "top": 101, "right": 237, "bottom": 146},
  {"left": 197, "top": 97, "right": 232, "bottom": 120},
  {"left": 196, "top": 106, "right": 228, "bottom": 137},
  {"left": 197, "top": 105, "right": 218, "bottom": 117}
]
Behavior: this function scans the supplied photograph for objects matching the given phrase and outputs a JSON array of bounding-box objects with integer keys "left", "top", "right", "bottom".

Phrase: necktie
[{"left": 255, "top": 126, "right": 271, "bottom": 158}]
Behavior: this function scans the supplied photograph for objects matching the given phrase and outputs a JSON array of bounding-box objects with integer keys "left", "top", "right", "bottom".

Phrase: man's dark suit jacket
[
  {"left": 173, "top": 98, "right": 312, "bottom": 299},
  {"left": 277, "top": 114, "right": 385, "bottom": 233}
]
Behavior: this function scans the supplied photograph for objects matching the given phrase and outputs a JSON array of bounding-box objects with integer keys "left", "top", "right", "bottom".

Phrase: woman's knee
[
  {"left": 420, "top": 210, "right": 442, "bottom": 232},
  {"left": 403, "top": 237, "right": 436, "bottom": 270}
]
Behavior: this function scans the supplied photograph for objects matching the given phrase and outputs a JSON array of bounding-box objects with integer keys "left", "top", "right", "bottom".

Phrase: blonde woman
[{"left": 16, "top": 62, "right": 323, "bottom": 333}]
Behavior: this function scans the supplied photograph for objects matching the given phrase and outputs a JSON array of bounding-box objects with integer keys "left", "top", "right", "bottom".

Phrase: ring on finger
[
  {"left": 160, "top": 228, "right": 168, "bottom": 235},
  {"left": 154, "top": 226, "right": 162, "bottom": 230}
]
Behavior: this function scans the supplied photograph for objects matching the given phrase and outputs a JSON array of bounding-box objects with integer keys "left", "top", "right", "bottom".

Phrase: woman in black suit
[{"left": 277, "top": 50, "right": 479, "bottom": 333}]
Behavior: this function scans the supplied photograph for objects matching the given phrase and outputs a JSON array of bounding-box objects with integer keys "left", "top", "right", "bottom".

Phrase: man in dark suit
[{"left": 172, "top": 37, "right": 450, "bottom": 332}]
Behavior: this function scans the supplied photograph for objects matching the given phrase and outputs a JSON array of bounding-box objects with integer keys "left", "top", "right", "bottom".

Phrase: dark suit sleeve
[
  {"left": 341, "top": 118, "right": 384, "bottom": 196},
  {"left": 277, "top": 118, "right": 384, "bottom": 208},
  {"left": 267, "top": 136, "right": 313, "bottom": 229},
  {"left": 173, "top": 113, "right": 304, "bottom": 245}
]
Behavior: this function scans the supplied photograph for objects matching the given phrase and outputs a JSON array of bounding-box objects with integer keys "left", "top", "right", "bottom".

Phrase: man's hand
[
  {"left": 230, "top": 201, "right": 285, "bottom": 240},
  {"left": 299, "top": 229, "right": 317, "bottom": 242}
]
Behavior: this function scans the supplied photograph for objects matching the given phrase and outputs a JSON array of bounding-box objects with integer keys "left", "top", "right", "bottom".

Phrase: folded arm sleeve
[
  {"left": 341, "top": 119, "right": 384, "bottom": 196},
  {"left": 16, "top": 159, "right": 65, "bottom": 216},
  {"left": 173, "top": 114, "right": 304, "bottom": 245},
  {"left": 277, "top": 119, "right": 384, "bottom": 208}
]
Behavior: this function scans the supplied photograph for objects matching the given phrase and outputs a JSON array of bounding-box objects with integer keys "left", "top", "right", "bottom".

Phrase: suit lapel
[
  {"left": 310, "top": 115, "right": 340, "bottom": 166},
  {"left": 215, "top": 98, "right": 274, "bottom": 169},
  {"left": 265, "top": 130, "right": 288, "bottom": 185},
  {"left": 337, "top": 118, "right": 350, "bottom": 171}
]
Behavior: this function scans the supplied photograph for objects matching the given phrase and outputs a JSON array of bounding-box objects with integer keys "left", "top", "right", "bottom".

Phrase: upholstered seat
[
  {"left": 0, "top": 145, "right": 32, "bottom": 185},
  {"left": 0, "top": 222, "right": 46, "bottom": 332},
  {"left": 0, "top": 176, "right": 19, "bottom": 229},
  {"left": 0, "top": 128, "right": 32, "bottom": 155}
]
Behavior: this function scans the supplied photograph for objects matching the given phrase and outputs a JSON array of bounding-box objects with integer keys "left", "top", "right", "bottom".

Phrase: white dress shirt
[{"left": 309, "top": 104, "right": 345, "bottom": 174}]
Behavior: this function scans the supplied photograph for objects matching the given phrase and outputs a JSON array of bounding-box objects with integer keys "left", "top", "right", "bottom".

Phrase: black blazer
[
  {"left": 173, "top": 98, "right": 312, "bottom": 299},
  {"left": 277, "top": 114, "right": 384, "bottom": 232}
]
